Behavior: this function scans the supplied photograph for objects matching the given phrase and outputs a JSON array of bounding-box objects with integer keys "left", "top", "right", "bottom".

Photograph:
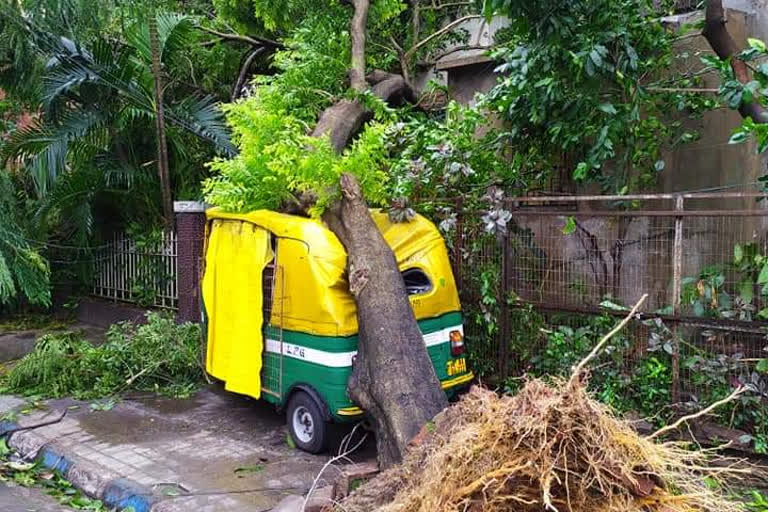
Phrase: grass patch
[{"left": 0, "top": 313, "right": 73, "bottom": 333}]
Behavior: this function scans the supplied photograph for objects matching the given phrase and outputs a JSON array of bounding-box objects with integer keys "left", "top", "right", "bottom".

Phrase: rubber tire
[{"left": 286, "top": 391, "right": 328, "bottom": 454}]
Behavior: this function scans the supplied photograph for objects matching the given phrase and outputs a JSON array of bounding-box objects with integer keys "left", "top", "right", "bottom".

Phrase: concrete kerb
[{"left": 1, "top": 419, "right": 160, "bottom": 512}]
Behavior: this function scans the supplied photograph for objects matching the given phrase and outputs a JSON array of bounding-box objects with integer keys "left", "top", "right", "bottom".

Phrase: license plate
[{"left": 447, "top": 358, "right": 467, "bottom": 376}]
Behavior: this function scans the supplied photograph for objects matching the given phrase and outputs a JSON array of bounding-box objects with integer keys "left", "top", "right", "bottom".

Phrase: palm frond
[
  {"left": 34, "top": 167, "right": 100, "bottom": 243},
  {"left": 0, "top": 251, "right": 17, "bottom": 305},
  {"left": 127, "top": 12, "right": 194, "bottom": 64},
  {"left": 42, "top": 62, "right": 95, "bottom": 106},
  {"left": 166, "top": 95, "right": 235, "bottom": 155},
  {"left": 0, "top": 171, "right": 50, "bottom": 306},
  {"left": 157, "top": 12, "right": 195, "bottom": 61},
  {"left": 1, "top": 110, "right": 108, "bottom": 195}
]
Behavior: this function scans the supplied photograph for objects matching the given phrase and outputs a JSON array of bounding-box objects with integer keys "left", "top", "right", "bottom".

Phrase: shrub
[{"left": 3, "top": 312, "right": 204, "bottom": 399}]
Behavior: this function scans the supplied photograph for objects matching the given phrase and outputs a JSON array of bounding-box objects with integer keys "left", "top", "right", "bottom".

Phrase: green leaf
[
  {"left": 748, "top": 38, "right": 767, "bottom": 52},
  {"left": 756, "top": 359, "right": 768, "bottom": 373},
  {"left": 758, "top": 263, "right": 768, "bottom": 284},
  {"left": 0, "top": 439, "right": 10, "bottom": 457},
  {"left": 734, "top": 244, "right": 744, "bottom": 265},
  {"left": 573, "top": 162, "right": 589, "bottom": 181},
  {"left": 599, "top": 299, "right": 629, "bottom": 311},
  {"left": 234, "top": 464, "right": 264, "bottom": 475},
  {"left": 562, "top": 216, "right": 576, "bottom": 235},
  {"left": 589, "top": 49, "right": 603, "bottom": 68},
  {"left": 598, "top": 103, "right": 617, "bottom": 115},
  {"left": 759, "top": 308, "right": 768, "bottom": 320},
  {"left": 739, "top": 279, "right": 754, "bottom": 304}
]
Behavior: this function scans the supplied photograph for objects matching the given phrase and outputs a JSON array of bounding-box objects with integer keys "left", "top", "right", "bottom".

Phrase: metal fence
[
  {"left": 91, "top": 230, "right": 178, "bottom": 309},
  {"left": 451, "top": 191, "right": 768, "bottom": 402}
]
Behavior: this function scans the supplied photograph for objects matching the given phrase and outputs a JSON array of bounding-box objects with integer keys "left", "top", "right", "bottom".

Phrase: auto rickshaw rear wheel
[{"left": 287, "top": 391, "right": 327, "bottom": 453}]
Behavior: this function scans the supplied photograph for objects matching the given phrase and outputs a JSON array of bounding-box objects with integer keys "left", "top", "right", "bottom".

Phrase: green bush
[{"left": 3, "top": 312, "right": 203, "bottom": 399}]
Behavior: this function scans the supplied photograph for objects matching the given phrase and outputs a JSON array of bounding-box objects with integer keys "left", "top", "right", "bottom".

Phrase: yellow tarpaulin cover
[{"left": 202, "top": 219, "right": 273, "bottom": 399}]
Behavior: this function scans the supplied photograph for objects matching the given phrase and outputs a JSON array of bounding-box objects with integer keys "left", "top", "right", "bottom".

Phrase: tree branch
[
  {"left": 702, "top": 0, "right": 768, "bottom": 123},
  {"left": 404, "top": 14, "right": 482, "bottom": 64},
  {"left": 648, "top": 386, "right": 747, "bottom": 440},
  {"left": 412, "top": 0, "right": 421, "bottom": 44},
  {"left": 646, "top": 86, "right": 720, "bottom": 94},
  {"left": 232, "top": 48, "right": 265, "bottom": 101},
  {"left": 422, "top": 1, "right": 472, "bottom": 10},
  {"left": 567, "top": 294, "right": 647, "bottom": 389},
  {"left": 419, "top": 44, "right": 490, "bottom": 66},
  {"left": 197, "top": 26, "right": 284, "bottom": 49},
  {"left": 349, "top": 0, "right": 371, "bottom": 91}
]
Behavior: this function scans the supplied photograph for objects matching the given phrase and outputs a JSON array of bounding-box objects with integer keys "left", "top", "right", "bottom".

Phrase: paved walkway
[
  {"left": 0, "top": 386, "right": 369, "bottom": 511},
  {"left": 0, "top": 482, "right": 70, "bottom": 512}
]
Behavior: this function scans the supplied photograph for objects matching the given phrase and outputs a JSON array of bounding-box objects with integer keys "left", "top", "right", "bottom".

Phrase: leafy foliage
[
  {"left": 711, "top": 38, "right": 768, "bottom": 154},
  {"left": 681, "top": 242, "right": 768, "bottom": 320},
  {"left": 0, "top": 171, "right": 50, "bottom": 306},
  {"left": 205, "top": 93, "right": 391, "bottom": 215},
  {"left": 482, "top": 0, "right": 715, "bottom": 193},
  {"left": 2, "top": 312, "right": 203, "bottom": 398},
  {"left": 0, "top": 0, "right": 241, "bottom": 281}
]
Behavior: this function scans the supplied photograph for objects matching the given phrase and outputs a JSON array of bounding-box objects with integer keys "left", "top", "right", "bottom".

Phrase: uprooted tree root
[
  {"left": 341, "top": 381, "right": 751, "bottom": 512},
  {"left": 340, "top": 296, "right": 754, "bottom": 512}
]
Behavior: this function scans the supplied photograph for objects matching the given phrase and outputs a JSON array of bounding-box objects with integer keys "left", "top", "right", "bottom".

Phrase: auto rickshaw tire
[{"left": 286, "top": 391, "right": 328, "bottom": 454}]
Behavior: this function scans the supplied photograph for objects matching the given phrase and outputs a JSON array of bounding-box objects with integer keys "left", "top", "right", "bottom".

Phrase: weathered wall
[
  {"left": 445, "top": 61, "right": 498, "bottom": 106},
  {"left": 661, "top": 5, "right": 767, "bottom": 206}
]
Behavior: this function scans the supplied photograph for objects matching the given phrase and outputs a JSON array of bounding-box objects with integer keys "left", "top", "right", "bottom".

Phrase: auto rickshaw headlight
[{"left": 449, "top": 330, "right": 465, "bottom": 356}]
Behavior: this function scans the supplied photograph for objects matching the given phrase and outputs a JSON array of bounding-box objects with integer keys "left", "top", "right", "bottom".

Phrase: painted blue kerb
[
  {"left": 103, "top": 478, "right": 158, "bottom": 512},
  {"left": 1, "top": 422, "right": 158, "bottom": 512}
]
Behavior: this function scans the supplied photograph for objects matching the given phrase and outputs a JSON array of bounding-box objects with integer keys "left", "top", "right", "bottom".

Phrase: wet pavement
[
  {"left": 0, "top": 481, "right": 69, "bottom": 512},
  {"left": 1, "top": 384, "right": 375, "bottom": 511}
]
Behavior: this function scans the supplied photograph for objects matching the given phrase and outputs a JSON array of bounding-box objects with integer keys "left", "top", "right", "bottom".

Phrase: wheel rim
[{"left": 292, "top": 406, "right": 314, "bottom": 444}]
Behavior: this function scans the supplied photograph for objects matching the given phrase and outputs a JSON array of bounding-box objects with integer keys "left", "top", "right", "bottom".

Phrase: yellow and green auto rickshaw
[{"left": 201, "top": 208, "right": 473, "bottom": 453}]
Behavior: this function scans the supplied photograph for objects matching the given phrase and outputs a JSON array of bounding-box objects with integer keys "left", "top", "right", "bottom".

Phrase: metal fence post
[
  {"left": 671, "top": 195, "right": 684, "bottom": 402},
  {"left": 499, "top": 230, "right": 510, "bottom": 383}
]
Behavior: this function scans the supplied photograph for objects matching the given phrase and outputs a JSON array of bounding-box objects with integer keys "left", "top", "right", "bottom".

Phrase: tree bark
[
  {"left": 232, "top": 47, "right": 264, "bottom": 101},
  {"left": 149, "top": 15, "right": 173, "bottom": 227},
  {"left": 310, "top": 0, "right": 448, "bottom": 468},
  {"left": 349, "top": 0, "right": 370, "bottom": 91},
  {"left": 311, "top": 71, "right": 415, "bottom": 152},
  {"left": 703, "top": 0, "right": 768, "bottom": 123},
  {"left": 323, "top": 175, "right": 448, "bottom": 468}
]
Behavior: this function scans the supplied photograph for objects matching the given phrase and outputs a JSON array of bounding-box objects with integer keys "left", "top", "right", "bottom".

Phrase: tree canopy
[{"left": 1, "top": 0, "right": 765, "bottom": 306}]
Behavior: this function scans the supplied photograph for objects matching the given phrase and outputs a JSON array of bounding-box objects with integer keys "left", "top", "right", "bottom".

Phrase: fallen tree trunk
[
  {"left": 323, "top": 175, "right": 448, "bottom": 468},
  {"left": 309, "top": 0, "right": 448, "bottom": 468}
]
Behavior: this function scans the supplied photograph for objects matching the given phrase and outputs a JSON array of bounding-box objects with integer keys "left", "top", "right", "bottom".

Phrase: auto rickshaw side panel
[{"left": 259, "top": 311, "right": 468, "bottom": 421}]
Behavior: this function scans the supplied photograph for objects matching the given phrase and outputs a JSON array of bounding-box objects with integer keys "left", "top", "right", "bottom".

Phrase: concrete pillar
[{"left": 174, "top": 201, "right": 206, "bottom": 323}]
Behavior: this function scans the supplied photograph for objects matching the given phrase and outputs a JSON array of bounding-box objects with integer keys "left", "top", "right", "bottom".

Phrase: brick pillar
[{"left": 174, "top": 201, "right": 206, "bottom": 323}]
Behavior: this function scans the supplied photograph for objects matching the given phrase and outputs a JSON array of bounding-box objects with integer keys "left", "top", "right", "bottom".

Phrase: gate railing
[{"left": 91, "top": 230, "right": 178, "bottom": 309}]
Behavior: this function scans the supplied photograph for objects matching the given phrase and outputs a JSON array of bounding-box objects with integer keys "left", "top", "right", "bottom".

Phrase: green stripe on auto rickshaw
[{"left": 262, "top": 310, "right": 462, "bottom": 353}]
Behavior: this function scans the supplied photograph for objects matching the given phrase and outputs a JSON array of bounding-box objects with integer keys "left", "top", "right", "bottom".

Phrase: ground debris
[{"left": 341, "top": 380, "right": 753, "bottom": 512}]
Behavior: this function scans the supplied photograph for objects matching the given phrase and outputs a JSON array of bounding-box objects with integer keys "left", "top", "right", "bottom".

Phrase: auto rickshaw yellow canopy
[{"left": 204, "top": 208, "right": 461, "bottom": 338}]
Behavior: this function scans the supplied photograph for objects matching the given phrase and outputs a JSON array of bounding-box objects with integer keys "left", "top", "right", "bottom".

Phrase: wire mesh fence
[{"left": 451, "top": 191, "right": 768, "bottom": 405}]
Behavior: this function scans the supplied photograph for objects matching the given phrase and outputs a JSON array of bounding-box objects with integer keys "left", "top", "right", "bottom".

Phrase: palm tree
[{"left": 1, "top": 6, "right": 234, "bottom": 234}]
